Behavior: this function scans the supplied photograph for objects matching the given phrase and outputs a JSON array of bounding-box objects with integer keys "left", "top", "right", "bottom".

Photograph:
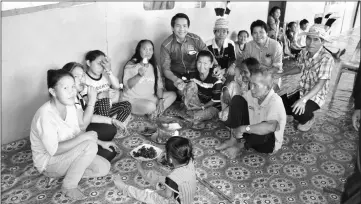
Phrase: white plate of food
[{"left": 130, "top": 144, "right": 163, "bottom": 161}]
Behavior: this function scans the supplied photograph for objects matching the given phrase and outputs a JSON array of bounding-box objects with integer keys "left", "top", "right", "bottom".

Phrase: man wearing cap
[
  {"left": 160, "top": 13, "right": 220, "bottom": 98},
  {"left": 206, "top": 18, "right": 236, "bottom": 79},
  {"left": 277, "top": 24, "right": 335, "bottom": 131}
]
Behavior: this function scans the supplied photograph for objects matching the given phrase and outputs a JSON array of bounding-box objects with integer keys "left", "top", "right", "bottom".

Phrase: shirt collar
[
  {"left": 259, "top": 89, "right": 275, "bottom": 107},
  {"left": 306, "top": 46, "right": 323, "bottom": 61},
  {"left": 254, "top": 37, "right": 270, "bottom": 49},
  {"left": 211, "top": 38, "right": 230, "bottom": 49},
  {"left": 173, "top": 33, "right": 188, "bottom": 44}
]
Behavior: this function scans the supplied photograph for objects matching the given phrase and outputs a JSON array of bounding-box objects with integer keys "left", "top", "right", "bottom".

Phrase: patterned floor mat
[
  {"left": 1, "top": 100, "right": 359, "bottom": 204},
  {"left": 1, "top": 28, "right": 359, "bottom": 204}
]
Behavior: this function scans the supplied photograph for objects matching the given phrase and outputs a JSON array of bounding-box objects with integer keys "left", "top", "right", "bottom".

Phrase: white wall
[
  {"left": 2, "top": 2, "right": 271, "bottom": 144},
  {"left": 4, "top": 2, "right": 345, "bottom": 145},
  {"left": 284, "top": 2, "right": 326, "bottom": 28}
]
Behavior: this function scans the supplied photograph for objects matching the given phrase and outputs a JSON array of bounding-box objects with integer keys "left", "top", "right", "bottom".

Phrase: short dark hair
[
  {"left": 242, "top": 57, "right": 260, "bottom": 73},
  {"left": 171, "top": 13, "right": 190, "bottom": 28},
  {"left": 238, "top": 30, "right": 249, "bottom": 38},
  {"left": 196, "top": 50, "right": 214, "bottom": 63},
  {"left": 47, "top": 69, "right": 73, "bottom": 90},
  {"left": 85, "top": 50, "right": 105, "bottom": 63},
  {"left": 300, "top": 19, "right": 309, "bottom": 26},
  {"left": 250, "top": 20, "right": 268, "bottom": 34},
  {"left": 287, "top": 21, "right": 297, "bottom": 29},
  {"left": 269, "top": 6, "right": 281, "bottom": 16},
  {"left": 166, "top": 136, "right": 193, "bottom": 165},
  {"left": 248, "top": 62, "right": 273, "bottom": 89},
  {"left": 62, "top": 62, "right": 85, "bottom": 73}
]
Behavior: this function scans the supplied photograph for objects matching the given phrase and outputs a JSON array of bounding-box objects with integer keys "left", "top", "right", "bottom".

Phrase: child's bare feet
[
  {"left": 222, "top": 146, "right": 241, "bottom": 159},
  {"left": 215, "top": 137, "right": 237, "bottom": 150},
  {"left": 62, "top": 188, "right": 87, "bottom": 200},
  {"left": 114, "top": 174, "right": 127, "bottom": 191}
]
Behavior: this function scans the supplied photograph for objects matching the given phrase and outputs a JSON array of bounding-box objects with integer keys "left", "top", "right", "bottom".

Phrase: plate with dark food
[
  {"left": 139, "top": 127, "right": 157, "bottom": 137},
  {"left": 130, "top": 144, "right": 163, "bottom": 161}
]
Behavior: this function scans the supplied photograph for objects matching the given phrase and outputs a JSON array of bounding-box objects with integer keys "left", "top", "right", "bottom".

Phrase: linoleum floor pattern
[
  {"left": 1, "top": 28, "right": 360, "bottom": 204},
  {"left": 0, "top": 104, "right": 358, "bottom": 204}
]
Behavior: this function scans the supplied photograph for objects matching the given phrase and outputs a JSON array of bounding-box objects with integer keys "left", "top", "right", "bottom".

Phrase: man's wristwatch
[
  {"left": 245, "top": 125, "right": 251, "bottom": 132},
  {"left": 302, "top": 98, "right": 308, "bottom": 103}
]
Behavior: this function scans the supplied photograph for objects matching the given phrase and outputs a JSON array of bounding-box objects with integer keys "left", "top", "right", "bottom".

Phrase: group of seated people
[
  {"left": 30, "top": 11, "right": 335, "bottom": 203},
  {"left": 268, "top": 6, "right": 346, "bottom": 60}
]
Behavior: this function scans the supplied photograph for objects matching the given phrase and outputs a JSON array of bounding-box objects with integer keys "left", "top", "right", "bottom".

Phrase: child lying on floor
[{"left": 114, "top": 136, "right": 196, "bottom": 204}]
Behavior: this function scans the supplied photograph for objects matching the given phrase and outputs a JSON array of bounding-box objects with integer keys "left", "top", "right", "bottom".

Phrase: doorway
[{"left": 268, "top": 1, "right": 287, "bottom": 28}]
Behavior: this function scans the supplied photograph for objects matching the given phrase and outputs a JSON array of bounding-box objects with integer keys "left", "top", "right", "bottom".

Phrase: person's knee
[
  {"left": 87, "top": 124, "right": 117, "bottom": 141},
  {"left": 97, "top": 156, "right": 111, "bottom": 176},
  {"left": 168, "top": 91, "right": 177, "bottom": 101},
  {"left": 166, "top": 92, "right": 177, "bottom": 105},
  {"left": 123, "top": 101, "right": 132, "bottom": 113},
  {"left": 186, "top": 81, "right": 197, "bottom": 89},
  {"left": 231, "top": 95, "right": 247, "bottom": 106},
  {"left": 82, "top": 140, "right": 98, "bottom": 155},
  {"left": 101, "top": 125, "right": 117, "bottom": 141},
  {"left": 143, "top": 102, "right": 157, "bottom": 113}
]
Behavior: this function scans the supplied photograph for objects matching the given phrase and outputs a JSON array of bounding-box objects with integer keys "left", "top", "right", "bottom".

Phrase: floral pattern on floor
[{"left": 1, "top": 102, "right": 358, "bottom": 204}]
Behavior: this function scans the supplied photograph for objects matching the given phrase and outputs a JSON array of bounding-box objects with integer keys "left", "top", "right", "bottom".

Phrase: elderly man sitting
[{"left": 215, "top": 61, "right": 286, "bottom": 159}]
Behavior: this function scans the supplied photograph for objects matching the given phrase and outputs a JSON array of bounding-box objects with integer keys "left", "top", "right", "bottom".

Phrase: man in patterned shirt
[{"left": 277, "top": 24, "right": 334, "bottom": 131}]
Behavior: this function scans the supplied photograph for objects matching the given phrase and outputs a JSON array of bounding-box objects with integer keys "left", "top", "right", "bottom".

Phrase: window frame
[{"left": 1, "top": 1, "right": 94, "bottom": 17}]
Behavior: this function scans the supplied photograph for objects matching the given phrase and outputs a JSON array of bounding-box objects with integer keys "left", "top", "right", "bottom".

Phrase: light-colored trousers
[
  {"left": 43, "top": 140, "right": 111, "bottom": 189},
  {"left": 129, "top": 91, "right": 177, "bottom": 115}
]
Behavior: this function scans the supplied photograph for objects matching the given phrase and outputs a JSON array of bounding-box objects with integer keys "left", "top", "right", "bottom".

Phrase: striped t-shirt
[
  {"left": 164, "top": 160, "right": 197, "bottom": 204},
  {"left": 195, "top": 69, "right": 222, "bottom": 109}
]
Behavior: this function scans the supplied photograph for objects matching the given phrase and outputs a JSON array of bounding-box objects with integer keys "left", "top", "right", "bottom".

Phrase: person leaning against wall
[
  {"left": 62, "top": 62, "right": 122, "bottom": 162},
  {"left": 30, "top": 69, "right": 117, "bottom": 200},
  {"left": 122, "top": 39, "right": 176, "bottom": 118},
  {"left": 160, "top": 13, "right": 221, "bottom": 100}
]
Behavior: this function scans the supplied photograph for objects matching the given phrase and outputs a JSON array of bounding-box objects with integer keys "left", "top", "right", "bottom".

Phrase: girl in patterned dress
[
  {"left": 114, "top": 137, "right": 196, "bottom": 204},
  {"left": 80, "top": 50, "right": 132, "bottom": 126}
]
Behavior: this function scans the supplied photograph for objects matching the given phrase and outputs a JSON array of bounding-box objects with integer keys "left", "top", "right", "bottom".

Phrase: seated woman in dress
[
  {"left": 122, "top": 40, "right": 176, "bottom": 117},
  {"left": 182, "top": 50, "right": 223, "bottom": 123},
  {"left": 30, "top": 69, "right": 117, "bottom": 200},
  {"left": 62, "top": 62, "right": 125, "bottom": 161}
]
